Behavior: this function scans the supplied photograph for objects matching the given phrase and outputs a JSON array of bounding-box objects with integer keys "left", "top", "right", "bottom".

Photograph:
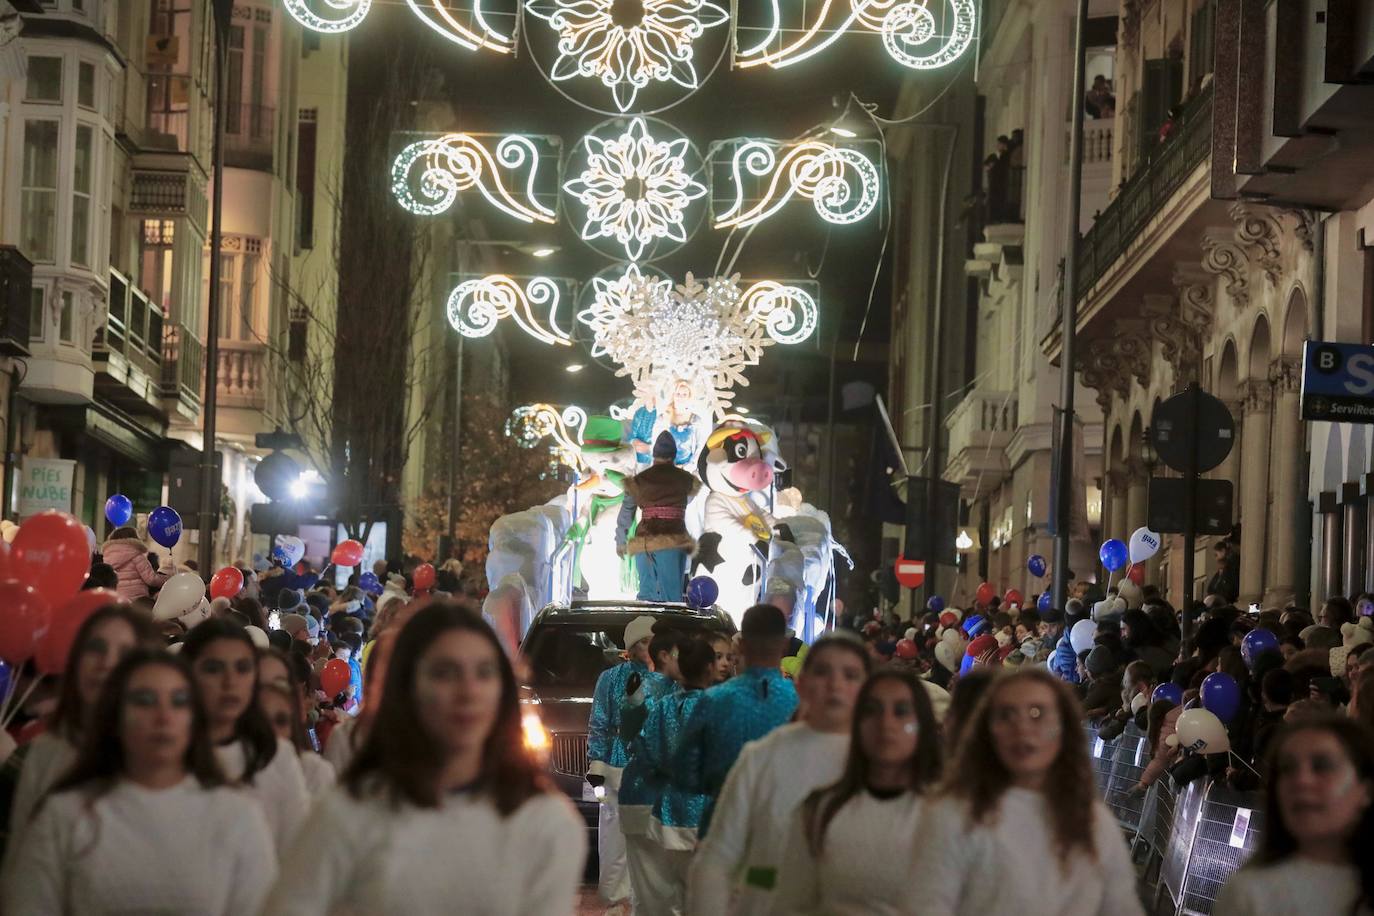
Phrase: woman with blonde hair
[{"left": 911, "top": 667, "right": 1142, "bottom": 915}]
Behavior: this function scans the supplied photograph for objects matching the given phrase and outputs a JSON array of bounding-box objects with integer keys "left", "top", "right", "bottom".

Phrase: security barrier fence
[{"left": 1083, "top": 720, "right": 1264, "bottom": 916}]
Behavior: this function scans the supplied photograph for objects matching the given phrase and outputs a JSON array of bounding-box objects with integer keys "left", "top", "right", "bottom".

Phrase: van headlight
[{"left": 521, "top": 712, "right": 551, "bottom": 756}]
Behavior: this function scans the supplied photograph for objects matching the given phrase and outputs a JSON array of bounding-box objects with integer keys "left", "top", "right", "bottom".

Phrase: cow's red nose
[{"left": 726, "top": 458, "right": 773, "bottom": 492}]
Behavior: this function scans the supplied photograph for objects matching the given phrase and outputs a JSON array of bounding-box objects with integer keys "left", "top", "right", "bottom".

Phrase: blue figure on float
[{"left": 653, "top": 378, "right": 709, "bottom": 471}]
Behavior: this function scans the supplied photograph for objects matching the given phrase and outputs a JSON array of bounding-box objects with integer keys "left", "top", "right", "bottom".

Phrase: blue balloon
[
  {"left": 959, "top": 653, "right": 975, "bottom": 675},
  {"left": 1240, "top": 628, "right": 1280, "bottom": 669},
  {"left": 1037, "top": 591, "right": 1052, "bottom": 612},
  {"left": 104, "top": 494, "right": 133, "bottom": 528},
  {"left": 1099, "top": 538, "right": 1129, "bottom": 572},
  {"left": 1200, "top": 672, "right": 1241, "bottom": 723},
  {"left": 1152, "top": 682, "right": 1184, "bottom": 706},
  {"left": 358, "top": 571, "right": 382, "bottom": 595},
  {"left": 1027, "top": 554, "right": 1047, "bottom": 577},
  {"left": 147, "top": 506, "right": 182, "bottom": 549},
  {"left": 962, "top": 614, "right": 986, "bottom": 636},
  {"left": 686, "top": 576, "right": 719, "bottom": 610},
  {"left": 926, "top": 595, "right": 946, "bottom": 613}
]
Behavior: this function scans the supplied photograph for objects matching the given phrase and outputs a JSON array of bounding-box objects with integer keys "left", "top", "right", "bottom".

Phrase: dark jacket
[{"left": 617, "top": 462, "right": 700, "bottom": 555}]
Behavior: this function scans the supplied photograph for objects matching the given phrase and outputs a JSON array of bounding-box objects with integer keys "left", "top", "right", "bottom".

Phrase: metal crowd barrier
[{"left": 1084, "top": 718, "right": 1265, "bottom": 916}]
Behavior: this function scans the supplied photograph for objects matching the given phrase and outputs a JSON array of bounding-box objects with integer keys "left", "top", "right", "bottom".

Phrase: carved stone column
[
  {"left": 1264, "top": 358, "right": 1301, "bottom": 606},
  {"left": 1105, "top": 468, "right": 1129, "bottom": 551},
  {"left": 1125, "top": 457, "right": 1149, "bottom": 540},
  {"left": 1237, "top": 378, "right": 1273, "bottom": 605}
]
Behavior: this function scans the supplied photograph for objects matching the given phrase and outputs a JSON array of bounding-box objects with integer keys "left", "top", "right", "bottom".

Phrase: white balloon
[
  {"left": 1130, "top": 692, "right": 1148, "bottom": 715},
  {"left": 1129, "top": 527, "right": 1162, "bottom": 564},
  {"left": 153, "top": 572, "right": 206, "bottom": 620},
  {"left": 1069, "top": 619, "right": 1097, "bottom": 654},
  {"left": 274, "top": 535, "right": 305, "bottom": 568},
  {"left": 83, "top": 525, "right": 97, "bottom": 553},
  {"left": 1175, "top": 708, "right": 1231, "bottom": 755},
  {"left": 244, "top": 625, "right": 269, "bottom": 649}
]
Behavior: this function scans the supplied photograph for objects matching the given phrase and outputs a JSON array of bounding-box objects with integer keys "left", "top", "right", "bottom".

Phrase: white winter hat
[{"left": 624, "top": 615, "right": 657, "bottom": 651}]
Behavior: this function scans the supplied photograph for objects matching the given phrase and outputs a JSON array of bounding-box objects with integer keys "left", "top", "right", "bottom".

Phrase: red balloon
[
  {"left": 413, "top": 562, "right": 436, "bottom": 591},
  {"left": 1127, "top": 563, "right": 1146, "bottom": 585},
  {"left": 320, "top": 658, "right": 351, "bottom": 697},
  {"left": 332, "top": 539, "right": 365, "bottom": 567},
  {"left": 0, "top": 580, "right": 50, "bottom": 665},
  {"left": 1003, "top": 589, "right": 1025, "bottom": 609},
  {"left": 209, "top": 566, "right": 245, "bottom": 601},
  {"left": 975, "top": 582, "right": 996, "bottom": 606},
  {"left": 35, "top": 588, "right": 120, "bottom": 675},
  {"left": 895, "top": 638, "right": 918, "bottom": 660},
  {"left": 11, "top": 511, "right": 89, "bottom": 608}
]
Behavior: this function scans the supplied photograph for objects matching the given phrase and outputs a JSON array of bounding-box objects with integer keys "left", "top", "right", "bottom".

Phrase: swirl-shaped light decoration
[
  {"left": 736, "top": 0, "right": 976, "bottom": 71},
  {"left": 713, "top": 140, "right": 879, "bottom": 229},
  {"left": 741, "top": 280, "right": 818, "bottom": 345},
  {"left": 508, "top": 404, "right": 590, "bottom": 471},
  {"left": 281, "top": 0, "right": 373, "bottom": 33},
  {"left": 404, "top": 0, "right": 516, "bottom": 51},
  {"left": 446, "top": 275, "right": 571, "bottom": 345},
  {"left": 391, "top": 134, "right": 557, "bottom": 224}
]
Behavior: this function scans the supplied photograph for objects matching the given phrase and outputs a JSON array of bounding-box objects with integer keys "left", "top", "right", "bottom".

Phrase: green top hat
[{"left": 581, "top": 416, "right": 626, "bottom": 453}]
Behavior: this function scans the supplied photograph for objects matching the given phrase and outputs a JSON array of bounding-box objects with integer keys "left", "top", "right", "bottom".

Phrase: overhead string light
[
  {"left": 735, "top": 0, "right": 977, "bottom": 70},
  {"left": 391, "top": 133, "right": 557, "bottom": 224},
  {"left": 712, "top": 139, "right": 880, "bottom": 229}
]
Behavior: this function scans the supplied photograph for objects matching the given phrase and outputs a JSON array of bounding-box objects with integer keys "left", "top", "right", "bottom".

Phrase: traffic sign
[
  {"left": 894, "top": 558, "right": 926, "bottom": 589},
  {"left": 1301, "top": 340, "right": 1374, "bottom": 423},
  {"left": 1151, "top": 388, "right": 1235, "bottom": 473}
]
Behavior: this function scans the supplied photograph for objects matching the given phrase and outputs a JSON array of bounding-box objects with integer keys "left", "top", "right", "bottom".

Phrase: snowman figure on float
[{"left": 690, "top": 419, "right": 781, "bottom": 625}]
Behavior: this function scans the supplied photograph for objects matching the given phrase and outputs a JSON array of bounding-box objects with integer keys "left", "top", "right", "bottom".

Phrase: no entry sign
[{"left": 894, "top": 558, "right": 926, "bottom": 589}]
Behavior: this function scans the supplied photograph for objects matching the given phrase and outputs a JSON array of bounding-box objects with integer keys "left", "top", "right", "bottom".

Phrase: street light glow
[
  {"left": 565, "top": 363, "right": 584, "bottom": 373},
  {"left": 829, "top": 125, "right": 857, "bottom": 138},
  {"left": 530, "top": 246, "right": 557, "bottom": 258}
]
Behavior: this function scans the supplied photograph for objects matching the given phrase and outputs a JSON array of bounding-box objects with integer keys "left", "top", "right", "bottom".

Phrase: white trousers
[
  {"left": 598, "top": 788, "right": 634, "bottom": 906},
  {"left": 626, "top": 834, "right": 692, "bottom": 916}
]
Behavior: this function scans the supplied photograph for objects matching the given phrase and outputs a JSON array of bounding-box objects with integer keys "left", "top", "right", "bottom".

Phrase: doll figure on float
[
  {"left": 653, "top": 378, "right": 709, "bottom": 472},
  {"left": 566, "top": 416, "right": 637, "bottom": 600}
]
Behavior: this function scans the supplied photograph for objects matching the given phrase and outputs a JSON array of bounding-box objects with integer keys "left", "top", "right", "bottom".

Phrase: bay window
[
  {"left": 21, "top": 121, "right": 59, "bottom": 263},
  {"left": 71, "top": 124, "right": 93, "bottom": 267}
]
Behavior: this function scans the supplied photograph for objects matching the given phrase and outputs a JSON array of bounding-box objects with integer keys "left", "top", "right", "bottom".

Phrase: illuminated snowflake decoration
[
  {"left": 576, "top": 266, "right": 817, "bottom": 416},
  {"left": 563, "top": 117, "right": 706, "bottom": 261},
  {"left": 525, "top": 0, "right": 729, "bottom": 112},
  {"left": 736, "top": 0, "right": 977, "bottom": 71}
]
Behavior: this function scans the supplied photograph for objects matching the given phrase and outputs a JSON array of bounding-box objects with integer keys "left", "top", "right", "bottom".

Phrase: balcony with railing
[
  {"left": 224, "top": 104, "right": 275, "bottom": 171},
  {"left": 160, "top": 322, "right": 203, "bottom": 420},
  {"left": 213, "top": 339, "right": 281, "bottom": 439},
  {"left": 94, "top": 270, "right": 165, "bottom": 417},
  {"left": 944, "top": 391, "right": 1019, "bottom": 497}
]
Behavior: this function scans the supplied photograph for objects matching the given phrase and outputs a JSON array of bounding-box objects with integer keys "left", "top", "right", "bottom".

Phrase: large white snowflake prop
[
  {"left": 525, "top": 0, "right": 729, "bottom": 112},
  {"left": 577, "top": 266, "right": 817, "bottom": 416},
  {"left": 564, "top": 117, "right": 705, "bottom": 261}
]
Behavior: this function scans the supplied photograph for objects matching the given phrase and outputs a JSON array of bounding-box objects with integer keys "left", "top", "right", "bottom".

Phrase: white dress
[
  {"left": 297, "top": 751, "right": 336, "bottom": 799},
  {"left": 215, "top": 736, "right": 309, "bottom": 855},
  {"left": 686, "top": 723, "right": 849, "bottom": 916},
  {"left": 1, "top": 776, "right": 275, "bottom": 915},
  {"left": 775, "top": 789, "right": 927, "bottom": 915},
  {"left": 909, "top": 788, "right": 1144, "bottom": 916},
  {"left": 261, "top": 784, "right": 587, "bottom": 915},
  {"left": 1214, "top": 858, "right": 1374, "bottom": 916}
]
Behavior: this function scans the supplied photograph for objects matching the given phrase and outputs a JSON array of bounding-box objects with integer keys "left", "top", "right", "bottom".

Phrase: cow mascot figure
[{"left": 691, "top": 422, "right": 779, "bottom": 624}]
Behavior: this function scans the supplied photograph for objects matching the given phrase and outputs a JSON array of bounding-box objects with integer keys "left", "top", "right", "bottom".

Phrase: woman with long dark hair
[
  {"left": 911, "top": 668, "right": 1143, "bottom": 915},
  {"left": 776, "top": 668, "right": 942, "bottom": 914},
  {"left": 181, "top": 619, "right": 308, "bottom": 854},
  {"left": 1215, "top": 716, "right": 1374, "bottom": 915},
  {"left": 3, "top": 604, "right": 158, "bottom": 862},
  {"left": 0, "top": 649, "right": 275, "bottom": 913},
  {"left": 262, "top": 601, "right": 585, "bottom": 914},
  {"left": 257, "top": 648, "right": 334, "bottom": 798}
]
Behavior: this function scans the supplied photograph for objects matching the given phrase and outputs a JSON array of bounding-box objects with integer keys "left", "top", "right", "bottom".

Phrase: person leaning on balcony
[{"left": 101, "top": 526, "right": 170, "bottom": 602}]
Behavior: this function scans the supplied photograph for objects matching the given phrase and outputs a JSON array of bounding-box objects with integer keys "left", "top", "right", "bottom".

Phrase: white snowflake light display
[
  {"left": 563, "top": 117, "right": 706, "bottom": 261},
  {"left": 525, "top": 0, "right": 729, "bottom": 112},
  {"left": 714, "top": 139, "right": 880, "bottom": 229},
  {"left": 576, "top": 265, "right": 818, "bottom": 415},
  {"left": 736, "top": 0, "right": 976, "bottom": 71},
  {"left": 447, "top": 275, "right": 572, "bottom": 345},
  {"left": 392, "top": 134, "right": 557, "bottom": 224}
]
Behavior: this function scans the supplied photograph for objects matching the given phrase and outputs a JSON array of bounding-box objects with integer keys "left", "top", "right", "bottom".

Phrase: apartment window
[
  {"left": 295, "top": 110, "right": 317, "bottom": 249},
  {"left": 237, "top": 252, "right": 258, "bottom": 340},
  {"left": 25, "top": 57, "right": 62, "bottom": 102},
  {"left": 58, "top": 291, "right": 74, "bottom": 343},
  {"left": 77, "top": 63, "right": 95, "bottom": 109},
  {"left": 216, "top": 253, "right": 236, "bottom": 338},
  {"left": 21, "top": 121, "right": 60, "bottom": 263},
  {"left": 71, "top": 124, "right": 94, "bottom": 267},
  {"left": 225, "top": 26, "right": 244, "bottom": 133},
  {"left": 140, "top": 219, "right": 175, "bottom": 311},
  {"left": 29, "top": 287, "right": 45, "bottom": 343}
]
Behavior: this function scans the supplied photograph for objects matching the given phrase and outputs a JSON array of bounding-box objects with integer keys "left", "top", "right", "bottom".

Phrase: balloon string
[
  {"left": 0, "top": 670, "right": 15, "bottom": 728},
  {"left": 0, "top": 675, "right": 44, "bottom": 730}
]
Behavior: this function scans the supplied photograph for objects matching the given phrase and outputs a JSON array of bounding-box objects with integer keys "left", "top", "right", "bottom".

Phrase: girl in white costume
[
  {"left": 2, "top": 649, "right": 275, "bottom": 914},
  {"left": 262, "top": 601, "right": 586, "bottom": 916},
  {"left": 181, "top": 619, "right": 310, "bottom": 854}
]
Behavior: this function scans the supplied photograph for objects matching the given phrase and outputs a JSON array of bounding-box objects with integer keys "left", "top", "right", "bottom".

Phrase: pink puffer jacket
[{"left": 101, "top": 535, "right": 169, "bottom": 601}]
